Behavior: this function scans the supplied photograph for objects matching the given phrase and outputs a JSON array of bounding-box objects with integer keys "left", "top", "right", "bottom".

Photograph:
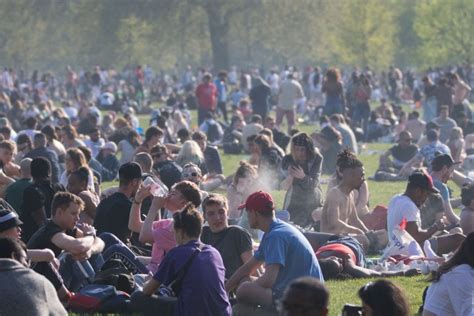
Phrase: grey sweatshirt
[{"left": 0, "top": 259, "right": 67, "bottom": 316}]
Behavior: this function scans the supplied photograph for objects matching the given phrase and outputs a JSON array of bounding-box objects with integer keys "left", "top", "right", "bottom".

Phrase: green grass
[
  {"left": 101, "top": 108, "right": 449, "bottom": 315},
  {"left": 326, "top": 276, "right": 428, "bottom": 315}
]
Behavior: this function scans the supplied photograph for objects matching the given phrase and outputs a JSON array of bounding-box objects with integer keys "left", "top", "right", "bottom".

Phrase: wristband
[{"left": 133, "top": 198, "right": 142, "bottom": 205}]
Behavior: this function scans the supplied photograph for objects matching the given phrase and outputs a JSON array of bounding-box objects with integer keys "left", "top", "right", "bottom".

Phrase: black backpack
[{"left": 94, "top": 258, "right": 136, "bottom": 294}]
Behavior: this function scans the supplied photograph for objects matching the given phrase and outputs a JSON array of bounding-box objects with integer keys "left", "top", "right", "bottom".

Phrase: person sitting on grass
[
  {"left": 27, "top": 192, "right": 105, "bottom": 292},
  {"left": 429, "top": 154, "right": 462, "bottom": 227},
  {"left": 0, "top": 237, "right": 67, "bottom": 316},
  {"left": 226, "top": 191, "right": 323, "bottom": 310},
  {"left": 132, "top": 203, "right": 232, "bottom": 316},
  {"left": 320, "top": 150, "right": 369, "bottom": 236},
  {"left": 460, "top": 184, "right": 474, "bottom": 234},
  {"left": 386, "top": 170, "right": 465, "bottom": 256},
  {"left": 376, "top": 130, "right": 418, "bottom": 181},
  {"left": 67, "top": 167, "right": 100, "bottom": 225},
  {"left": 399, "top": 129, "right": 450, "bottom": 176},
  {"left": 0, "top": 140, "right": 20, "bottom": 178},
  {"left": 128, "top": 180, "right": 202, "bottom": 274},
  {"left": 358, "top": 279, "right": 410, "bottom": 316},
  {"left": 0, "top": 208, "right": 73, "bottom": 302},
  {"left": 201, "top": 194, "right": 253, "bottom": 279},
  {"left": 279, "top": 277, "right": 329, "bottom": 316},
  {"left": 422, "top": 232, "right": 474, "bottom": 316}
]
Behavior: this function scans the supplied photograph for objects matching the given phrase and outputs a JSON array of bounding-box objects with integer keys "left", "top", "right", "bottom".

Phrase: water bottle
[{"left": 143, "top": 176, "right": 168, "bottom": 197}]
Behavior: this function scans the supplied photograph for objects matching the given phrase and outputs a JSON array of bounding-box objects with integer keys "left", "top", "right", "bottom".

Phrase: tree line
[{"left": 0, "top": 0, "right": 472, "bottom": 72}]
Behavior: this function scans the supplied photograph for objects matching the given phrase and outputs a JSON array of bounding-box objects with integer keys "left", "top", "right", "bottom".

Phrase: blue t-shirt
[
  {"left": 153, "top": 240, "right": 232, "bottom": 316},
  {"left": 417, "top": 142, "right": 451, "bottom": 170},
  {"left": 254, "top": 219, "right": 324, "bottom": 298},
  {"left": 433, "top": 179, "right": 450, "bottom": 201},
  {"left": 214, "top": 79, "right": 227, "bottom": 102}
]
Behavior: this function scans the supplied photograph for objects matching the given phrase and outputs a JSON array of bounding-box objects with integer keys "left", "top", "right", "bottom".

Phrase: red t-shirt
[
  {"left": 196, "top": 83, "right": 217, "bottom": 110},
  {"left": 315, "top": 242, "right": 358, "bottom": 264}
]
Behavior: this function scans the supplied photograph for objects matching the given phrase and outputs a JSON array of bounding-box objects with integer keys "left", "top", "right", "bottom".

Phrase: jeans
[
  {"left": 198, "top": 107, "right": 214, "bottom": 126},
  {"left": 100, "top": 232, "right": 149, "bottom": 274},
  {"left": 217, "top": 100, "right": 228, "bottom": 123},
  {"left": 423, "top": 97, "right": 437, "bottom": 123},
  {"left": 352, "top": 102, "right": 370, "bottom": 139},
  {"left": 58, "top": 252, "right": 104, "bottom": 292}
]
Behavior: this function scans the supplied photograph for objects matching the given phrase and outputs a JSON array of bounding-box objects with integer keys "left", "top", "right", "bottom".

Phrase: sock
[{"left": 423, "top": 240, "right": 441, "bottom": 259}]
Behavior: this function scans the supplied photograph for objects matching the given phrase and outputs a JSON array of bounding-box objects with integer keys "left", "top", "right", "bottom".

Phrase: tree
[
  {"left": 333, "top": 0, "right": 398, "bottom": 69},
  {"left": 415, "top": 0, "right": 474, "bottom": 66},
  {"left": 197, "top": 0, "right": 253, "bottom": 70}
]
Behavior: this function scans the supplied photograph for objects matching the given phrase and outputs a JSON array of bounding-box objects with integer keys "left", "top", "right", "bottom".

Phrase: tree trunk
[{"left": 205, "top": 6, "right": 230, "bottom": 70}]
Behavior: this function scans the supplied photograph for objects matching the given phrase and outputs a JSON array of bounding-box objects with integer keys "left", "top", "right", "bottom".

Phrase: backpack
[
  {"left": 94, "top": 258, "right": 136, "bottom": 294},
  {"left": 67, "top": 284, "right": 130, "bottom": 313}
]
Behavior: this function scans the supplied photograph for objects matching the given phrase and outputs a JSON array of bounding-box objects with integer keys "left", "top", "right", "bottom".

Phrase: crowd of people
[{"left": 0, "top": 63, "right": 472, "bottom": 316}]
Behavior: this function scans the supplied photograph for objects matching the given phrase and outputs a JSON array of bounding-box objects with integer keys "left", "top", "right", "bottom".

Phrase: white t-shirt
[
  {"left": 424, "top": 264, "right": 474, "bottom": 316},
  {"left": 386, "top": 194, "right": 421, "bottom": 240}
]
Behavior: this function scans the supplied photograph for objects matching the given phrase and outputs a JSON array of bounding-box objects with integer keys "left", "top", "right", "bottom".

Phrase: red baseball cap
[{"left": 238, "top": 191, "right": 274, "bottom": 212}]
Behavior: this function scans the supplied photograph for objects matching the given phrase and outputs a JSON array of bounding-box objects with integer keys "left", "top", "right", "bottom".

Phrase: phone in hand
[{"left": 342, "top": 304, "right": 363, "bottom": 316}]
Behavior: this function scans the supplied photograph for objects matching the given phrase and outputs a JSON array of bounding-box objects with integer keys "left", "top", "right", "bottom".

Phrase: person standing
[
  {"left": 195, "top": 73, "right": 217, "bottom": 126},
  {"left": 249, "top": 77, "right": 272, "bottom": 120},
  {"left": 215, "top": 71, "right": 228, "bottom": 123},
  {"left": 322, "top": 68, "right": 345, "bottom": 116},
  {"left": 277, "top": 73, "right": 304, "bottom": 134},
  {"left": 422, "top": 76, "right": 438, "bottom": 123},
  {"left": 432, "top": 105, "right": 457, "bottom": 143},
  {"left": 352, "top": 74, "right": 372, "bottom": 138}
]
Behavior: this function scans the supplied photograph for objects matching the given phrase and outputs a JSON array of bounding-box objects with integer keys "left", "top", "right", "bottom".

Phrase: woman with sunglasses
[{"left": 358, "top": 279, "right": 410, "bottom": 316}]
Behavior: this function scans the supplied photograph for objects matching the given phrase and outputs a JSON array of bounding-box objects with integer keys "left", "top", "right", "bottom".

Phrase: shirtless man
[{"left": 321, "top": 150, "right": 369, "bottom": 236}]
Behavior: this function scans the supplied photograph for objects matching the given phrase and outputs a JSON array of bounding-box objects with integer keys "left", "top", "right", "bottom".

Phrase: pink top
[{"left": 147, "top": 219, "right": 176, "bottom": 274}]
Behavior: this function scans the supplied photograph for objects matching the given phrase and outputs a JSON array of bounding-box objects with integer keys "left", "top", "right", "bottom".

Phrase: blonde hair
[
  {"left": 176, "top": 140, "right": 204, "bottom": 167},
  {"left": 449, "top": 126, "right": 463, "bottom": 141}
]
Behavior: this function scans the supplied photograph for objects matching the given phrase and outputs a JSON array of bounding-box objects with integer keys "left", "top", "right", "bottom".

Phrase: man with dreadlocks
[{"left": 320, "top": 149, "right": 369, "bottom": 236}]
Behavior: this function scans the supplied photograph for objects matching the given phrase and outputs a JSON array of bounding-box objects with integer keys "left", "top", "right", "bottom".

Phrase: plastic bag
[{"left": 382, "top": 218, "right": 425, "bottom": 259}]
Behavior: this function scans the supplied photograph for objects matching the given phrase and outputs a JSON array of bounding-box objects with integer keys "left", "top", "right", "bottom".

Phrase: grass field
[{"left": 99, "top": 109, "right": 453, "bottom": 315}]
